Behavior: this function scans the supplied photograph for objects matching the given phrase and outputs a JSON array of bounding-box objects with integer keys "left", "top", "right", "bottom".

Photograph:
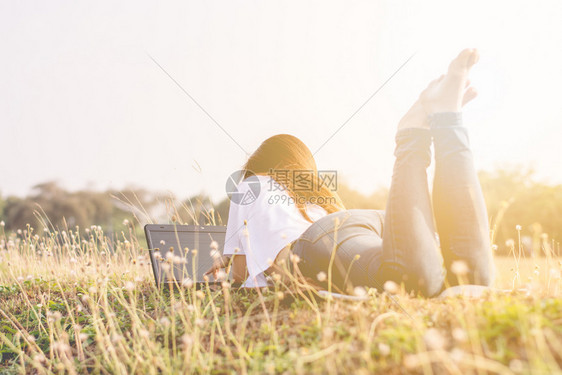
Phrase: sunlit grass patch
[{"left": 1, "top": 225, "right": 561, "bottom": 374}]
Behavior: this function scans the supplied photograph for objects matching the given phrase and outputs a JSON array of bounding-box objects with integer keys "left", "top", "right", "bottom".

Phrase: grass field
[{"left": 1, "top": 224, "right": 561, "bottom": 374}]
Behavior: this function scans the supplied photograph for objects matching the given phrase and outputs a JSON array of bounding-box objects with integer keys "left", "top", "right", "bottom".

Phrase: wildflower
[
  {"left": 33, "top": 354, "right": 46, "bottom": 363},
  {"left": 272, "top": 273, "right": 282, "bottom": 282},
  {"left": 160, "top": 240, "right": 166, "bottom": 245},
  {"left": 276, "top": 291, "right": 284, "bottom": 300},
  {"left": 161, "top": 263, "right": 170, "bottom": 272},
  {"left": 378, "top": 343, "right": 390, "bottom": 356},
  {"left": 353, "top": 286, "right": 367, "bottom": 297},
  {"left": 210, "top": 241, "right": 218, "bottom": 250},
  {"left": 290, "top": 254, "right": 300, "bottom": 264},
  {"left": 516, "top": 224, "right": 522, "bottom": 231},
  {"left": 122, "top": 219, "right": 129, "bottom": 226},
  {"left": 0, "top": 221, "right": 4, "bottom": 227},
  {"left": 182, "top": 278, "right": 193, "bottom": 288},
  {"left": 196, "top": 290, "right": 205, "bottom": 299},
  {"left": 317, "top": 272, "right": 327, "bottom": 282},
  {"left": 111, "top": 333, "right": 123, "bottom": 343},
  {"left": 139, "top": 329, "right": 150, "bottom": 339},
  {"left": 210, "top": 250, "right": 220, "bottom": 259},
  {"left": 383, "top": 280, "right": 399, "bottom": 294},
  {"left": 491, "top": 244, "right": 498, "bottom": 251},
  {"left": 181, "top": 334, "right": 193, "bottom": 346},
  {"left": 452, "top": 327, "right": 468, "bottom": 342},
  {"left": 216, "top": 270, "right": 227, "bottom": 281},
  {"left": 18, "top": 229, "right": 23, "bottom": 235},
  {"left": 125, "top": 281, "right": 135, "bottom": 291},
  {"left": 451, "top": 260, "right": 469, "bottom": 276},
  {"left": 160, "top": 317, "right": 171, "bottom": 327},
  {"left": 506, "top": 239, "right": 515, "bottom": 247},
  {"left": 423, "top": 328, "right": 446, "bottom": 350}
]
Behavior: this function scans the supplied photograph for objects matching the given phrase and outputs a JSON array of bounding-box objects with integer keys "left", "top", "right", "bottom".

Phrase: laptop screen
[{"left": 144, "top": 224, "right": 227, "bottom": 286}]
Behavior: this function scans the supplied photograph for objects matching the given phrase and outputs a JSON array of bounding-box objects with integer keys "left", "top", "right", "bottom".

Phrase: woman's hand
[{"left": 204, "top": 255, "right": 231, "bottom": 280}]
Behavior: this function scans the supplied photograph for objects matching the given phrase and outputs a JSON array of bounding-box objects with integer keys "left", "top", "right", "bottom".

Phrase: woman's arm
[{"left": 231, "top": 255, "right": 248, "bottom": 283}]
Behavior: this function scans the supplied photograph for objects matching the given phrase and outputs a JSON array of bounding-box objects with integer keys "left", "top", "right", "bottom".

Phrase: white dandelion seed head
[
  {"left": 122, "top": 219, "right": 129, "bottom": 226},
  {"left": 195, "top": 290, "right": 205, "bottom": 299},
  {"left": 290, "top": 254, "right": 300, "bottom": 264},
  {"left": 181, "top": 334, "right": 193, "bottom": 346},
  {"left": 515, "top": 224, "right": 522, "bottom": 231},
  {"left": 160, "top": 240, "right": 166, "bottom": 245},
  {"left": 506, "top": 239, "right": 515, "bottom": 247},
  {"left": 210, "top": 249, "right": 220, "bottom": 259},
  {"left": 125, "top": 281, "right": 135, "bottom": 291},
  {"left": 383, "top": 280, "right": 399, "bottom": 294},
  {"left": 161, "top": 263, "right": 170, "bottom": 272},
  {"left": 182, "top": 278, "right": 193, "bottom": 288},
  {"left": 316, "top": 272, "right": 327, "bottom": 282},
  {"left": 210, "top": 241, "right": 218, "bottom": 250},
  {"left": 216, "top": 270, "right": 227, "bottom": 281},
  {"left": 452, "top": 327, "right": 468, "bottom": 342},
  {"left": 491, "top": 244, "right": 498, "bottom": 251},
  {"left": 451, "top": 260, "right": 469, "bottom": 276},
  {"left": 139, "top": 329, "right": 149, "bottom": 339},
  {"left": 353, "top": 286, "right": 367, "bottom": 297},
  {"left": 159, "top": 317, "right": 170, "bottom": 327},
  {"left": 0, "top": 221, "right": 4, "bottom": 227},
  {"left": 378, "top": 343, "right": 390, "bottom": 357},
  {"left": 423, "top": 328, "right": 446, "bottom": 350}
]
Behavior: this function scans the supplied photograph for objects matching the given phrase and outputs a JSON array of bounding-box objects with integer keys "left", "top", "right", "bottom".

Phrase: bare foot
[
  {"left": 398, "top": 49, "right": 480, "bottom": 130},
  {"left": 420, "top": 48, "right": 480, "bottom": 114}
]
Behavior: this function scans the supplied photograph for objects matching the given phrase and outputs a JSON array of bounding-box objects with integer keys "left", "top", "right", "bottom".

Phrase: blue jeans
[{"left": 290, "top": 112, "right": 495, "bottom": 297}]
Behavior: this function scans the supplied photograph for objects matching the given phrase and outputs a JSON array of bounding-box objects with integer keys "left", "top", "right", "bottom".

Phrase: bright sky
[{"left": 1, "top": 0, "right": 561, "bottom": 202}]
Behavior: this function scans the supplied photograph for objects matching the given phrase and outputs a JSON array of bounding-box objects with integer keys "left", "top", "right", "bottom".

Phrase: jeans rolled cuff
[{"left": 428, "top": 112, "right": 463, "bottom": 128}]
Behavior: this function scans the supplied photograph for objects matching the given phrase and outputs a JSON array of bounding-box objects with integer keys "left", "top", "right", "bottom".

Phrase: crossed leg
[{"left": 376, "top": 48, "right": 495, "bottom": 296}]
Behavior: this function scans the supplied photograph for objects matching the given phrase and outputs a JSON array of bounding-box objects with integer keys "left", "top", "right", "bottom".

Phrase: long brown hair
[{"left": 242, "top": 134, "right": 345, "bottom": 222}]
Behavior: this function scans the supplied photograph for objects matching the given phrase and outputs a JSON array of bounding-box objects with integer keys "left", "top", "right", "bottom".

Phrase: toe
[
  {"left": 449, "top": 48, "right": 479, "bottom": 74},
  {"left": 462, "top": 87, "right": 478, "bottom": 106}
]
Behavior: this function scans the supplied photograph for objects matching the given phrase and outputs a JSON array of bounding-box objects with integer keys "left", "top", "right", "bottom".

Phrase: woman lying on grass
[{"left": 206, "top": 48, "right": 495, "bottom": 297}]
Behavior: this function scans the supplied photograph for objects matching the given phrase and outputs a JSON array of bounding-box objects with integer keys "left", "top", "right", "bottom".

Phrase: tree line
[{"left": 0, "top": 167, "right": 560, "bottom": 255}]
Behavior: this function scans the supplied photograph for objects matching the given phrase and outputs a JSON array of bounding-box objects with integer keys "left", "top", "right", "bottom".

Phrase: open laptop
[{"left": 144, "top": 224, "right": 235, "bottom": 288}]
